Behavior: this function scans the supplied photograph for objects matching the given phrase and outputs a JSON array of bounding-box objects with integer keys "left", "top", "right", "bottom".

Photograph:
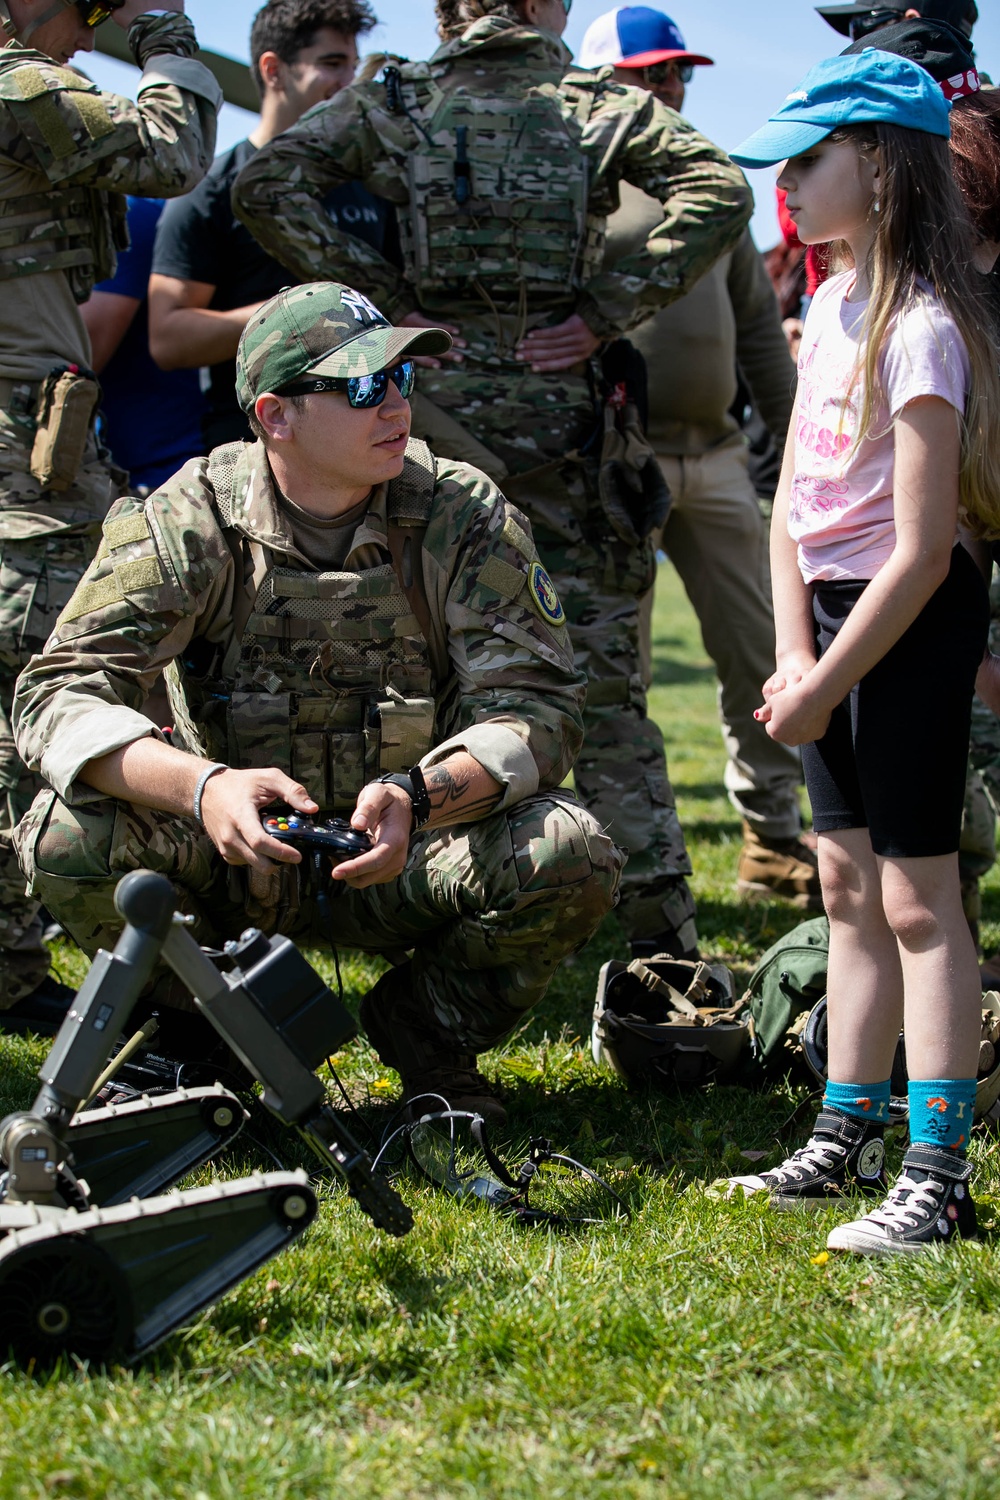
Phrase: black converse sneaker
[
  {"left": 826, "top": 1144, "right": 978, "bottom": 1256},
  {"left": 719, "top": 1108, "right": 887, "bottom": 1210}
]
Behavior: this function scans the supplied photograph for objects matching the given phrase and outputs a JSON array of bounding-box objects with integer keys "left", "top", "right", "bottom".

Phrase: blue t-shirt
[{"left": 96, "top": 197, "right": 204, "bottom": 490}]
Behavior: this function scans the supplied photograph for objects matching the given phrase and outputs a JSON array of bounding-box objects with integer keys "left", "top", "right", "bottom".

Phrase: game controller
[{"left": 262, "top": 812, "right": 373, "bottom": 860}]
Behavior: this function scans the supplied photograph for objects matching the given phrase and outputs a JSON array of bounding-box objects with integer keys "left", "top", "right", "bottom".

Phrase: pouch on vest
[
  {"left": 594, "top": 341, "right": 671, "bottom": 546},
  {"left": 29, "top": 367, "right": 100, "bottom": 492},
  {"left": 374, "top": 695, "right": 436, "bottom": 775}
]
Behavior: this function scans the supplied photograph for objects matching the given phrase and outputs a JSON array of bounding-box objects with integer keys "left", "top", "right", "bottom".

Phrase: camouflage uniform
[
  {"left": 231, "top": 12, "right": 752, "bottom": 950},
  {"left": 0, "top": 12, "right": 221, "bottom": 1006},
  {"left": 13, "top": 438, "right": 622, "bottom": 1055}
]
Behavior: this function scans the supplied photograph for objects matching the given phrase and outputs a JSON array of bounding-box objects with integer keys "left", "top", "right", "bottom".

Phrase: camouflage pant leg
[
  {"left": 0, "top": 413, "right": 119, "bottom": 1004},
  {"left": 416, "top": 368, "right": 695, "bottom": 948},
  {"left": 18, "top": 787, "right": 622, "bottom": 1054},
  {"left": 15, "top": 788, "right": 232, "bottom": 960},
  {"left": 329, "top": 793, "right": 622, "bottom": 1051}
]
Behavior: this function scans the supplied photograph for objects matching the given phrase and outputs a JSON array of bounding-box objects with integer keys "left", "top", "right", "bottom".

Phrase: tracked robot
[{"left": 0, "top": 846, "right": 411, "bottom": 1369}]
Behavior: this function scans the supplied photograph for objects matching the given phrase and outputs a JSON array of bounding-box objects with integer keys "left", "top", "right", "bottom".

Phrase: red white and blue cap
[{"left": 578, "top": 7, "right": 714, "bottom": 70}]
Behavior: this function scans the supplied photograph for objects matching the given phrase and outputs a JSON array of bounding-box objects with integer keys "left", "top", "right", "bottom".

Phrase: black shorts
[{"left": 801, "top": 544, "right": 989, "bottom": 858}]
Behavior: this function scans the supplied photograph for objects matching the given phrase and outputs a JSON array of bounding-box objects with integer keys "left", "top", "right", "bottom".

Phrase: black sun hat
[{"left": 842, "top": 15, "right": 980, "bottom": 99}]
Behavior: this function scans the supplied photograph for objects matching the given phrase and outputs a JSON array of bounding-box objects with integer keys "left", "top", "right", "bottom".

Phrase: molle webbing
[{"left": 398, "top": 71, "right": 601, "bottom": 298}]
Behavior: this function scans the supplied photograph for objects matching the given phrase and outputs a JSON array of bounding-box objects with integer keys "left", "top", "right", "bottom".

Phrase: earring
[{"left": 873, "top": 196, "right": 880, "bottom": 213}]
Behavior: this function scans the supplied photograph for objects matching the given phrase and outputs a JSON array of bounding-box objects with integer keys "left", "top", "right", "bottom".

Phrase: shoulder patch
[
  {"left": 527, "top": 562, "right": 566, "bottom": 627},
  {"left": 501, "top": 514, "right": 533, "bottom": 560},
  {"left": 104, "top": 512, "right": 152, "bottom": 550},
  {"left": 479, "top": 553, "right": 526, "bottom": 602},
  {"left": 114, "top": 557, "right": 164, "bottom": 595}
]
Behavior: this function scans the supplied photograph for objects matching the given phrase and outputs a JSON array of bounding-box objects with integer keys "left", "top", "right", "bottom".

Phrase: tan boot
[{"left": 736, "top": 820, "right": 823, "bottom": 910}]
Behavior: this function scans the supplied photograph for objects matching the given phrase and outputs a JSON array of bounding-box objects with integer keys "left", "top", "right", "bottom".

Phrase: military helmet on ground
[{"left": 591, "top": 955, "right": 746, "bottom": 1087}]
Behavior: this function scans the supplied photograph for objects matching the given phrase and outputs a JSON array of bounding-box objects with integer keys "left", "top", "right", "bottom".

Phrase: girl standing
[{"left": 723, "top": 50, "right": 1000, "bottom": 1254}]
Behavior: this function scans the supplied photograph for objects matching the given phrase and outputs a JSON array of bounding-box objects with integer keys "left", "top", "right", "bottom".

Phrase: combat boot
[
  {"left": 736, "top": 820, "right": 823, "bottom": 910},
  {"left": 360, "top": 966, "right": 507, "bottom": 1127},
  {"left": 719, "top": 1108, "right": 887, "bottom": 1209}
]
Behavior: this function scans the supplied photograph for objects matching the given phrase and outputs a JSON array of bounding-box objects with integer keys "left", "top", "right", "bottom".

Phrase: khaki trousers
[{"left": 642, "top": 441, "right": 803, "bottom": 843}]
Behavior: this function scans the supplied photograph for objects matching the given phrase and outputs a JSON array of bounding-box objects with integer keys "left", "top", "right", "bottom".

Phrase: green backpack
[{"left": 742, "top": 916, "right": 829, "bottom": 1077}]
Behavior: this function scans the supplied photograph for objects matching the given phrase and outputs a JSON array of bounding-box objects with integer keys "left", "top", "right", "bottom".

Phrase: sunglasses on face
[
  {"left": 644, "top": 60, "right": 694, "bottom": 87},
  {"left": 73, "top": 0, "right": 125, "bottom": 26},
  {"left": 278, "top": 360, "right": 416, "bottom": 408},
  {"left": 847, "top": 8, "right": 905, "bottom": 40}
]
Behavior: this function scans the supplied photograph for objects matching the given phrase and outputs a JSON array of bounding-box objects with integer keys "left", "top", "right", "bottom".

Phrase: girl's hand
[
  {"left": 756, "top": 678, "right": 831, "bottom": 746},
  {"left": 759, "top": 652, "right": 817, "bottom": 719}
]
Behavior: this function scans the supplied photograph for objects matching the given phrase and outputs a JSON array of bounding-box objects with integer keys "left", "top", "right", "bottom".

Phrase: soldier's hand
[
  {"left": 115, "top": 0, "right": 184, "bottom": 25},
  {"left": 331, "top": 781, "right": 412, "bottom": 889},
  {"left": 200, "top": 769, "right": 318, "bottom": 871},
  {"left": 515, "top": 314, "right": 602, "bottom": 373},
  {"left": 399, "top": 310, "right": 466, "bottom": 367}
]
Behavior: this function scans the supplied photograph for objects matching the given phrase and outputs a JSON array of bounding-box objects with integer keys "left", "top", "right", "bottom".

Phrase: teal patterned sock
[
  {"left": 908, "top": 1078, "right": 977, "bottom": 1155},
  {"left": 823, "top": 1079, "right": 891, "bottom": 1125}
]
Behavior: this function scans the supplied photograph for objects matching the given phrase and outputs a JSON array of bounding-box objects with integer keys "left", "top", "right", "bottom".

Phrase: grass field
[{"left": 2, "top": 559, "right": 1000, "bottom": 1499}]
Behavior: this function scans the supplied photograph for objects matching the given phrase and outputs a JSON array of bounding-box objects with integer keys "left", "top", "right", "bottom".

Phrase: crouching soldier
[{"left": 12, "top": 282, "right": 622, "bottom": 1124}]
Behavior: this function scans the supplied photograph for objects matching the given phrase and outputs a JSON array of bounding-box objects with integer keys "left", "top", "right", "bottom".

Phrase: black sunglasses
[
  {"left": 74, "top": 0, "right": 125, "bottom": 26},
  {"left": 644, "top": 60, "right": 694, "bottom": 86},
  {"left": 848, "top": 9, "right": 905, "bottom": 40},
  {"left": 278, "top": 360, "right": 416, "bottom": 408}
]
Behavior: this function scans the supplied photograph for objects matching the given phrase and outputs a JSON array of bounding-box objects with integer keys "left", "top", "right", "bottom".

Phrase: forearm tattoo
[{"left": 424, "top": 764, "right": 502, "bottom": 822}]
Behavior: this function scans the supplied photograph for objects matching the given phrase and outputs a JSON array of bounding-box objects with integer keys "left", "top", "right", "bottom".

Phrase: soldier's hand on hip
[
  {"left": 115, "top": 0, "right": 185, "bottom": 25},
  {"left": 515, "top": 314, "right": 602, "bottom": 373},
  {"left": 331, "top": 781, "right": 412, "bottom": 889},
  {"left": 200, "top": 769, "right": 318, "bottom": 871},
  {"left": 399, "top": 310, "right": 466, "bottom": 367}
]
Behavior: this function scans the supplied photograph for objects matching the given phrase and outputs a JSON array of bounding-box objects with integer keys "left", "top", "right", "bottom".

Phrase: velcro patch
[
  {"left": 114, "top": 557, "right": 163, "bottom": 594},
  {"left": 479, "top": 554, "right": 526, "bottom": 602},
  {"left": 14, "top": 66, "right": 49, "bottom": 101},
  {"left": 60, "top": 573, "right": 122, "bottom": 624},
  {"left": 104, "top": 512, "right": 151, "bottom": 550},
  {"left": 501, "top": 514, "right": 533, "bottom": 560},
  {"left": 29, "top": 92, "right": 78, "bottom": 160},
  {"left": 73, "top": 92, "right": 115, "bottom": 143}
]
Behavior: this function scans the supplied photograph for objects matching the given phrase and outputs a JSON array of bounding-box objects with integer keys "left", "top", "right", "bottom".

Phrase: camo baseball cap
[{"left": 235, "top": 282, "right": 453, "bottom": 412}]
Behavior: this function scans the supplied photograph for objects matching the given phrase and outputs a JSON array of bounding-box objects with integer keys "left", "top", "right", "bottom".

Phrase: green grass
[{"left": 3, "top": 559, "right": 1000, "bottom": 1499}]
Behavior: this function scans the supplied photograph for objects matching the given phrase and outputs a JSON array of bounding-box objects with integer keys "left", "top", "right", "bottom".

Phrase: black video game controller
[{"left": 262, "top": 811, "right": 373, "bottom": 861}]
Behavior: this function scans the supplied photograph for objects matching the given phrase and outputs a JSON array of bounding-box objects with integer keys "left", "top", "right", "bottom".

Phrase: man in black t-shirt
[{"left": 150, "top": 0, "right": 394, "bottom": 448}]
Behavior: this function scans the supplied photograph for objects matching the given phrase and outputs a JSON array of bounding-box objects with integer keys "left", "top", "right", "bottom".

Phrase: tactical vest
[
  {"left": 0, "top": 50, "right": 128, "bottom": 301},
  {"left": 168, "top": 440, "right": 447, "bottom": 816},
  {"left": 394, "top": 61, "right": 615, "bottom": 300}
]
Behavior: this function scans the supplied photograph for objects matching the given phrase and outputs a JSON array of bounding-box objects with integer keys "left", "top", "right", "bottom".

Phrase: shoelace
[
  {"left": 862, "top": 1172, "right": 943, "bottom": 1231},
  {"left": 766, "top": 1135, "right": 847, "bottom": 1185}
]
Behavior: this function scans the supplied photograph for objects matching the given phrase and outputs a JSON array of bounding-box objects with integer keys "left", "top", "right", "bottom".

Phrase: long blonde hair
[{"left": 829, "top": 122, "right": 1000, "bottom": 536}]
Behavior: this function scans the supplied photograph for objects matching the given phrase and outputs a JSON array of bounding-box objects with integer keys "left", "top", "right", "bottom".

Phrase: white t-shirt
[{"left": 790, "top": 270, "right": 970, "bottom": 582}]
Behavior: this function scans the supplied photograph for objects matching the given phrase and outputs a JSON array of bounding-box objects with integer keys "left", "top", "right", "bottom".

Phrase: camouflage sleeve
[
  {"left": 12, "top": 463, "right": 237, "bottom": 804},
  {"left": 418, "top": 459, "right": 585, "bottom": 808},
  {"left": 231, "top": 84, "right": 415, "bottom": 321},
  {"left": 577, "top": 89, "right": 753, "bottom": 338},
  {"left": 1, "top": 15, "right": 221, "bottom": 197}
]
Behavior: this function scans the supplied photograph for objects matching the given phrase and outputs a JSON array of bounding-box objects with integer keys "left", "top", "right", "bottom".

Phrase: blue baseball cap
[
  {"left": 578, "top": 7, "right": 713, "bottom": 70},
  {"left": 730, "top": 50, "right": 951, "bottom": 169}
]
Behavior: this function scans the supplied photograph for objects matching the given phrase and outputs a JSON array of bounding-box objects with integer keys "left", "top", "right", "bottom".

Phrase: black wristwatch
[{"left": 376, "top": 764, "right": 431, "bottom": 831}]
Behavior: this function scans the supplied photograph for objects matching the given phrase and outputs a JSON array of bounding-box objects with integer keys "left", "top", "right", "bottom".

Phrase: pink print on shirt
[{"left": 787, "top": 273, "right": 968, "bottom": 583}]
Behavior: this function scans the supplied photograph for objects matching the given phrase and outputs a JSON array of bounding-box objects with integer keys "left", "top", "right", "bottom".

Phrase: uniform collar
[
  {"left": 224, "top": 440, "right": 391, "bottom": 569},
  {"left": 430, "top": 14, "right": 571, "bottom": 77}
]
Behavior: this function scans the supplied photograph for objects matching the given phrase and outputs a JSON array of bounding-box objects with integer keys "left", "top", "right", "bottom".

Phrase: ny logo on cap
[{"left": 341, "top": 288, "right": 384, "bottom": 325}]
